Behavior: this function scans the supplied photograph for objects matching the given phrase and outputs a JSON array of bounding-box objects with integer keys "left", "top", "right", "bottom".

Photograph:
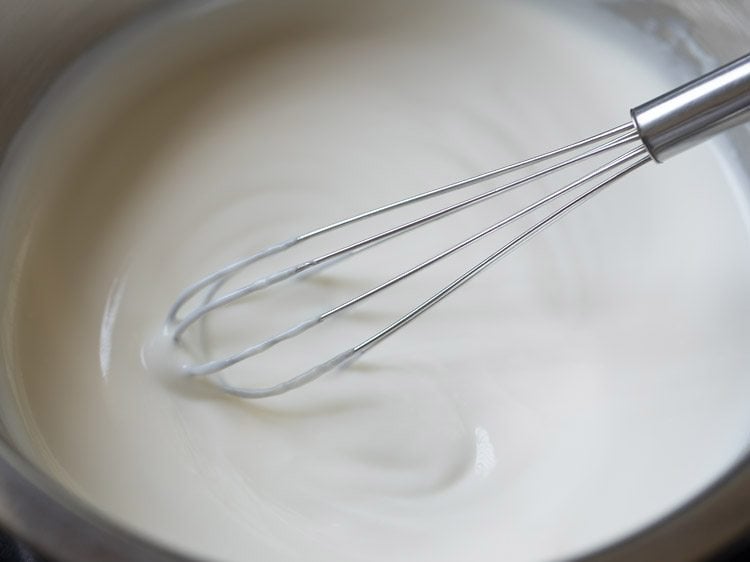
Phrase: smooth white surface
[{"left": 3, "top": 1, "right": 750, "bottom": 561}]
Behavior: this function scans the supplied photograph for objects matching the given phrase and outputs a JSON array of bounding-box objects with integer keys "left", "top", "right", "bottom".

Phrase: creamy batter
[{"left": 2, "top": 1, "right": 750, "bottom": 561}]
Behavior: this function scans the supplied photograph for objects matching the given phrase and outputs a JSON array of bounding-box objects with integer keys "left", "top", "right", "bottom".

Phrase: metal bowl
[{"left": 0, "top": 1, "right": 749, "bottom": 560}]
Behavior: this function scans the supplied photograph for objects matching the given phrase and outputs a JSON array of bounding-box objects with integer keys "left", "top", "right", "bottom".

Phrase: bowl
[{"left": 1, "top": 1, "right": 749, "bottom": 560}]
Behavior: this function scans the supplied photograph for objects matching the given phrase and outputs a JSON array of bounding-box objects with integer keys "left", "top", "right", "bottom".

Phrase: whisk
[{"left": 165, "top": 52, "right": 750, "bottom": 398}]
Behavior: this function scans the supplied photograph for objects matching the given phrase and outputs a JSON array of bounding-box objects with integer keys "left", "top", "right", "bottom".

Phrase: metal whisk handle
[{"left": 632, "top": 52, "right": 750, "bottom": 162}]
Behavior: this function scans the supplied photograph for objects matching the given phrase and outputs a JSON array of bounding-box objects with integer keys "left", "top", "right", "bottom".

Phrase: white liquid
[{"left": 2, "top": 1, "right": 750, "bottom": 561}]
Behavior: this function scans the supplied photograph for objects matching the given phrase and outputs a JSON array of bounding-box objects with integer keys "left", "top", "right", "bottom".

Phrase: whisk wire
[
  {"left": 170, "top": 123, "right": 639, "bottom": 341},
  {"left": 213, "top": 147, "right": 652, "bottom": 398}
]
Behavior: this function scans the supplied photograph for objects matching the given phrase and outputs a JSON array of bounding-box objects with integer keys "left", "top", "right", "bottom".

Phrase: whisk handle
[{"left": 631, "top": 52, "right": 750, "bottom": 162}]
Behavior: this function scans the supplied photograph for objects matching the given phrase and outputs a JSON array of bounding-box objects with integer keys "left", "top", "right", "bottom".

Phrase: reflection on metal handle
[{"left": 631, "top": 52, "right": 750, "bottom": 162}]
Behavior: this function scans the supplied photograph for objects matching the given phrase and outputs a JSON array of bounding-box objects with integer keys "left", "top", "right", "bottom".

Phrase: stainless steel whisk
[{"left": 166, "top": 53, "right": 750, "bottom": 398}]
